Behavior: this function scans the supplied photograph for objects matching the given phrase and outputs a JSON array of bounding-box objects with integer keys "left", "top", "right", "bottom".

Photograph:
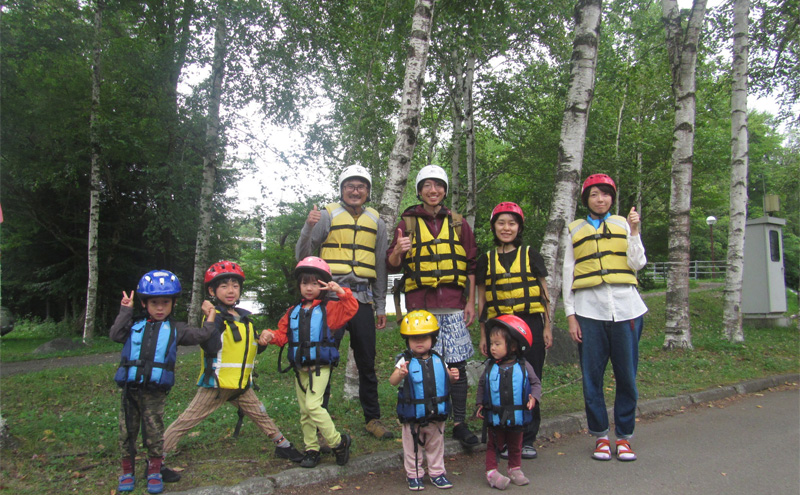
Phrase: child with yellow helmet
[{"left": 390, "top": 310, "right": 459, "bottom": 490}]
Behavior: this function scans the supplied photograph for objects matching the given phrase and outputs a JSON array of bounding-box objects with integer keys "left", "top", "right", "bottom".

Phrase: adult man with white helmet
[
  {"left": 296, "top": 164, "right": 392, "bottom": 440},
  {"left": 386, "top": 164, "right": 480, "bottom": 449}
]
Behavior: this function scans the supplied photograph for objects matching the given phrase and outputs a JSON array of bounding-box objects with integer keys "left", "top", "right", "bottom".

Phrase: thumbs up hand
[
  {"left": 307, "top": 204, "right": 321, "bottom": 226},
  {"left": 395, "top": 228, "right": 412, "bottom": 255},
  {"left": 627, "top": 207, "right": 640, "bottom": 235}
]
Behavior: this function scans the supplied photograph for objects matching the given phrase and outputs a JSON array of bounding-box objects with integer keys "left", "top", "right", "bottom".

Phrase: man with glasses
[{"left": 296, "top": 165, "right": 392, "bottom": 440}]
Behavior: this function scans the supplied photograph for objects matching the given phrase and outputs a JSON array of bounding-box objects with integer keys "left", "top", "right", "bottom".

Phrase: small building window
[{"left": 769, "top": 230, "right": 781, "bottom": 262}]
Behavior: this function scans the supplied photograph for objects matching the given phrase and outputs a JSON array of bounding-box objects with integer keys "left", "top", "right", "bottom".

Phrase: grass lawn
[{"left": 1, "top": 287, "right": 797, "bottom": 494}]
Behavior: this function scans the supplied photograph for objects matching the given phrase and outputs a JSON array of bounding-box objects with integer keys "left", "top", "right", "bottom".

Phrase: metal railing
[{"left": 645, "top": 260, "right": 727, "bottom": 281}]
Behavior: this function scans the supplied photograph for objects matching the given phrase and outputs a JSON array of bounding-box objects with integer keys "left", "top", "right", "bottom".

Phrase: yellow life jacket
[
  {"left": 484, "top": 247, "right": 545, "bottom": 318},
  {"left": 403, "top": 214, "right": 468, "bottom": 292},
  {"left": 198, "top": 311, "right": 259, "bottom": 390},
  {"left": 320, "top": 203, "right": 379, "bottom": 279},
  {"left": 569, "top": 215, "right": 638, "bottom": 290}
]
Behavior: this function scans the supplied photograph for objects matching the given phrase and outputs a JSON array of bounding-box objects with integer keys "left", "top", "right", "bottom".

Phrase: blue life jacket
[
  {"left": 396, "top": 350, "right": 451, "bottom": 424},
  {"left": 482, "top": 358, "right": 532, "bottom": 428},
  {"left": 287, "top": 303, "right": 339, "bottom": 368},
  {"left": 114, "top": 319, "right": 177, "bottom": 390}
]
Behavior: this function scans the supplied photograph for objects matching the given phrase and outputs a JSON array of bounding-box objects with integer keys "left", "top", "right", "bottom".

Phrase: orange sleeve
[
  {"left": 270, "top": 308, "right": 292, "bottom": 348},
  {"left": 326, "top": 288, "right": 359, "bottom": 329}
]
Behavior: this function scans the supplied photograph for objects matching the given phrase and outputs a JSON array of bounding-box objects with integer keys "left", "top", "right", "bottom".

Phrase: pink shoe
[
  {"left": 486, "top": 470, "right": 510, "bottom": 490},
  {"left": 508, "top": 468, "right": 529, "bottom": 486}
]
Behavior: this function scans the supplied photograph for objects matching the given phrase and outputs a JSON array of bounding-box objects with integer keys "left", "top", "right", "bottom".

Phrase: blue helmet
[{"left": 137, "top": 270, "right": 182, "bottom": 298}]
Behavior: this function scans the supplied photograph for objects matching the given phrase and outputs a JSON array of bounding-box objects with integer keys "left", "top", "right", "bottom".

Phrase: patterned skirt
[{"left": 430, "top": 311, "right": 475, "bottom": 363}]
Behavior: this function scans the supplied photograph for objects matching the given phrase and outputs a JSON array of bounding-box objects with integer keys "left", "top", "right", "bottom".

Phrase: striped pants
[{"left": 163, "top": 387, "right": 283, "bottom": 453}]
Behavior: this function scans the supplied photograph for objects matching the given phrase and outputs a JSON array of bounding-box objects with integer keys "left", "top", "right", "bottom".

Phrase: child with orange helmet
[
  {"left": 160, "top": 261, "right": 304, "bottom": 481},
  {"left": 260, "top": 256, "right": 359, "bottom": 468}
]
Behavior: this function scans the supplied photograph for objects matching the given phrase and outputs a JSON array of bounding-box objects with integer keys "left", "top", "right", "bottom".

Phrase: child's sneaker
[
  {"left": 407, "top": 477, "right": 425, "bottom": 491},
  {"left": 486, "top": 469, "right": 510, "bottom": 490},
  {"left": 118, "top": 473, "right": 135, "bottom": 492},
  {"left": 430, "top": 474, "right": 453, "bottom": 489},
  {"left": 275, "top": 442, "right": 304, "bottom": 462},
  {"left": 300, "top": 450, "right": 321, "bottom": 468},
  {"left": 333, "top": 433, "right": 352, "bottom": 466},
  {"left": 508, "top": 468, "right": 529, "bottom": 486}
]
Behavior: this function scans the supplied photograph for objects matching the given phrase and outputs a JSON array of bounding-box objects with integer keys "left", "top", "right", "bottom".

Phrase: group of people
[{"left": 110, "top": 166, "right": 648, "bottom": 493}]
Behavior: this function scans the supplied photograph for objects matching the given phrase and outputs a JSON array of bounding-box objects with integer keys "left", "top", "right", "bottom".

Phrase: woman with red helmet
[
  {"left": 563, "top": 174, "right": 647, "bottom": 462},
  {"left": 476, "top": 201, "right": 552, "bottom": 461}
]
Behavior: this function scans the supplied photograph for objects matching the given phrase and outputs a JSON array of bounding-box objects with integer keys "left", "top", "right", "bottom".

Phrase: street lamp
[{"left": 706, "top": 216, "right": 717, "bottom": 278}]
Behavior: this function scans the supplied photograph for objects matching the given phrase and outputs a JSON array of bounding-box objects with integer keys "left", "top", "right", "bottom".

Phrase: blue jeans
[{"left": 576, "top": 315, "right": 643, "bottom": 439}]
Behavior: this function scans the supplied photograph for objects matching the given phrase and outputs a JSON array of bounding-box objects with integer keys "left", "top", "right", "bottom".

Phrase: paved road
[{"left": 283, "top": 387, "right": 799, "bottom": 495}]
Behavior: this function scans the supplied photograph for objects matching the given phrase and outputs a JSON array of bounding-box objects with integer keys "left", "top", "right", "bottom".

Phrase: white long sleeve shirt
[{"left": 561, "top": 220, "right": 648, "bottom": 322}]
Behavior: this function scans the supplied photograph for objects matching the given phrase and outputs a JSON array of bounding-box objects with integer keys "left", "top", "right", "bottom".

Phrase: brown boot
[{"left": 365, "top": 419, "right": 394, "bottom": 439}]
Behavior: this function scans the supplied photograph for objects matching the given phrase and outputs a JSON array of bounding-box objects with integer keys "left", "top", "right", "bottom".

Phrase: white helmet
[
  {"left": 339, "top": 165, "right": 372, "bottom": 191},
  {"left": 415, "top": 165, "right": 449, "bottom": 198}
]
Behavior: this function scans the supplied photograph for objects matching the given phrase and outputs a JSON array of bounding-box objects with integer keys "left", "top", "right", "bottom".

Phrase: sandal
[
  {"left": 615, "top": 439, "right": 637, "bottom": 461},
  {"left": 147, "top": 472, "right": 164, "bottom": 494},
  {"left": 592, "top": 438, "right": 612, "bottom": 461},
  {"left": 118, "top": 473, "right": 135, "bottom": 492}
]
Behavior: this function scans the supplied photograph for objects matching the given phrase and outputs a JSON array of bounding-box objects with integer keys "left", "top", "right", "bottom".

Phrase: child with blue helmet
[{"left": 110, "top": 270, "right": 216, "bottom": 494}]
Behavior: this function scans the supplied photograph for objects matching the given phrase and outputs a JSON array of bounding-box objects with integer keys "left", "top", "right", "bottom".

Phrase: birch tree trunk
[
  {"left": 724, "top": 0, "right": 749, "bottom": 343},
  {"left": 83, "top": 0, "right": 103, "bottom": 341},
  {"left": 449, "top": 49, "right": 464, "bottom": 210},
  {"left": 377, "top": 0, "right": 436, "bottom": 226},
  {"left": 661, "top": 0, "right": 707, "bottom": 350},
  {"left": 463, "top": 54, "right": 477, "bottom": 228},
  {"left": 189, "top": 5, "right": 227, "bottom": 326},
  {"left": 540, "top": 0, "right": 602, "bottom": 318}
]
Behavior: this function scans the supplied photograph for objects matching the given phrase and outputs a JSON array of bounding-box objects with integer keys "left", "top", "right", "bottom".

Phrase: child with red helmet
[
  {"left": 476, "top": 315, "right": 542, "bottom": 490},
  {"left": 476, "top": 202, "right": 552, "bottom": 460},
  {"left": 260, "top": 257, "right": 359, "bottom": 468},
  {"left": 110, "top": 270, "right": 217, "bottom": 494},
  {"left": 161, "top": 261, "right": 304, "bottom": 481}
]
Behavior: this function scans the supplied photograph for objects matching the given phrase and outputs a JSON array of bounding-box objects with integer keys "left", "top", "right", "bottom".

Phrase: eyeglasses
[{"left": 343, "top": 184, "right": 368, "bottom": 192}]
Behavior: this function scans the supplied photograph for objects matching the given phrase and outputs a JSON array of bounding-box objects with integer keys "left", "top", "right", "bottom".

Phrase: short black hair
[
  {"left": 581, "top": 183, "right": 616, "bottom": 208},
  {"left": 490, "top": 212, "right": 524, "bottom": 247},
  {"left": 208, "top": 275, "right": 243, "bottom": 292},
  {"left": 487, "top": 324, "right": 520, "bottom": 358}
]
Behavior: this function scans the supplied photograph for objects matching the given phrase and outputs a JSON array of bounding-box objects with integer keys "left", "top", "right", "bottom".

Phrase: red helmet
[
  {"left": 204, "top": 260, "right": 245, "bottom": 287},
  {"left": 294, "top": 256, "right": 332, "bottom": 283},
  {"left": 486, "top": 314, "right": 533, "bottom": 352},
  {"left": 490, "top": 202, "right": 525, "bottom": 224},
  {"left": 581, "top": 174, "right": 616, "bottom": 194},
  {"left": 581, "top": 174, "right": 617, "bottom": 207}
]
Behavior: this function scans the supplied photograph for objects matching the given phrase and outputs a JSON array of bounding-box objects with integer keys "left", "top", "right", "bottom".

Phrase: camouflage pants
[{"left": 118, "top": 387, "right": 167, "bottom": 459}]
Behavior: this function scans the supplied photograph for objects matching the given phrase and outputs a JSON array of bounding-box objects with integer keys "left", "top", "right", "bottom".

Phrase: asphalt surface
[{"left": 162, "top": 375, "right": 798, "bottom": 495}]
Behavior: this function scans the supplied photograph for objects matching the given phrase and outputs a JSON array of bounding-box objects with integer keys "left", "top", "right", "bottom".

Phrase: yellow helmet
[{"left": 400, "top": 310, "right": 439, "bottom": 339}]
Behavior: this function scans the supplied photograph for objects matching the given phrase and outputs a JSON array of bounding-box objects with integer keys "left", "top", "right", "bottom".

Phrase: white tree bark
[
  {"left": 377, "top": 0, "right": 435, "bottom": 226},
  {"left": 540, "top": 0, "right": 602, "bottom": 318},
  {"left": 83, "top": 0, "right": 103, "bottom": 341},
  {"left": 449, "top": 48, "right": 464, "bottom": 210},
  {"left": 463, "top": 54, "right": 477, "bottom": 228},
  {"left": 189, "top": 5, "right": 227, "bottom": 326},
  {"left": 724, "top": 0, "right": 749, "bottom": 343},
  {"left": 661, "top": 0, "right": 708, "bottom": 350}
]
